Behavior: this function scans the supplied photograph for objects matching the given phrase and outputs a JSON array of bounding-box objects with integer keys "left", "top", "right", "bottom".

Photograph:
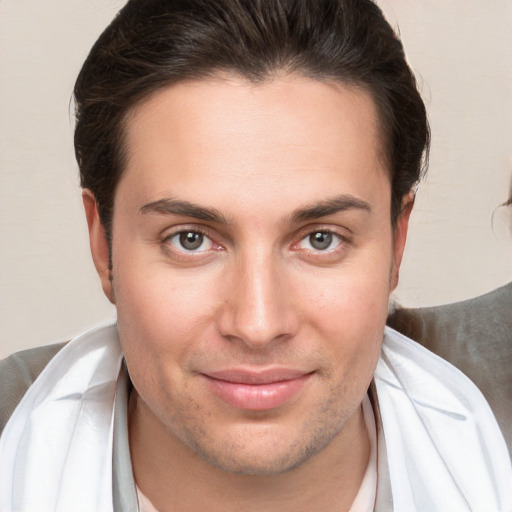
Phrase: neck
[{"left": 129, "top": 391, "right": 370, "bottom": 512}]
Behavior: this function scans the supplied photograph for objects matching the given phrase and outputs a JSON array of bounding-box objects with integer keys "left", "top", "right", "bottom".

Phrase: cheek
[
  {"left": 112, "top": 262, "right": 217, "bottom": 385},
  {"left": 317, "top": 285, "right": 385, "bottom": 408},
  {"left": 300, "top": 252, "right": 392, "bottom": 327},
  {"left": 297, "top": 252, "right": 392, "bottom": 374},
  {"left": 114, "top": 254, "right": 216, "bottom": 333}
]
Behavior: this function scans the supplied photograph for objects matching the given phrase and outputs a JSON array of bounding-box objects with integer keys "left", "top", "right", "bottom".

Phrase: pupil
[
  {"left": 180, "top": 232, "right": 203, "bottom": 250},
  {"left": 310, "top": 232, "right": 332, "bottom": 250}
]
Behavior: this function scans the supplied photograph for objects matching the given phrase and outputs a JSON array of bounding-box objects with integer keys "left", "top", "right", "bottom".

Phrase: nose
[{"left": 216, "top": 252, "right": 297, "bottom": 350}]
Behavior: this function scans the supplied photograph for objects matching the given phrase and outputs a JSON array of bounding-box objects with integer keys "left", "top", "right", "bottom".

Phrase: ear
[
  {"left": 82, "top": 190, "right": 116, "bottom": 304},
  {"left": 390, "top": 192, "right": 414, "bottom": 290}
]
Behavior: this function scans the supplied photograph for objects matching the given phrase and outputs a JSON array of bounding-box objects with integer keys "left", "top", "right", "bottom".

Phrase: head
[{"left": 78, "top": 0, "right": 429, "bottom": 476}]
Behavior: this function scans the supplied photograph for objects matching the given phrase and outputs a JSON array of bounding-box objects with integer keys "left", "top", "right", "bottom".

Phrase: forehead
[{"left": 117, "top": 75, "right": 390, "bottom": 219}]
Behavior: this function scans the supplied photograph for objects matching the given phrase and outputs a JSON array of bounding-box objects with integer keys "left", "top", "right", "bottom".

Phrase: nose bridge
[{"left": 219, "top": 246, "right": 293, "bottom": 348}]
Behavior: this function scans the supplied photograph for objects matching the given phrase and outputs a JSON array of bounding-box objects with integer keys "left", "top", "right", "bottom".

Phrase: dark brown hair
[{"left": 74, "top": 0, "right": 430, "bottom": 236}]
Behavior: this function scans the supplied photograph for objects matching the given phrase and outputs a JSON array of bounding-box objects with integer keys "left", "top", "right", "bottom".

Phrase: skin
[{"left": 84, "top": 75, "right": 412, "bottom": 512}]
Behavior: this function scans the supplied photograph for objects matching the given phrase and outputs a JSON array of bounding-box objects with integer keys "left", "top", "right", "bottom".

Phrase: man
[{"left": 0, "top": 1, "right": 510, "bottom": 511}]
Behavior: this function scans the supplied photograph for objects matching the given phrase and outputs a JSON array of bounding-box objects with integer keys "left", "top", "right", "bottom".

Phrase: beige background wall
[{"left": 1, "top": 1, "right": 511, "bottom": 359}]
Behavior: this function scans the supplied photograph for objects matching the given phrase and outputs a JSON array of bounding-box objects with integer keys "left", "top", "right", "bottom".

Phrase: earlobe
[
  {"left": 390, "top": 192, "right": 415, "bottom": 290},
  {"left": 82, "top": 190, "right": 116, "bottom": 304}
]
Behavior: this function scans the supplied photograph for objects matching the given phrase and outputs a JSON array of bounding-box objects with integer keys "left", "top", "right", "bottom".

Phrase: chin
[
  {"left": 182, "top": 418, "right": 344, "bottom": 476},
  {"left": 195, "top": 445, "right": 317, "bottom": 476}
]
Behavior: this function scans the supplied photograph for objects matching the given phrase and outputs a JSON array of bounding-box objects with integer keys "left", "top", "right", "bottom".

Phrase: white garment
[
  {"left": 375, "top": 330, "right": 512, "bottom": 511},
  {"left": 348, "top": 395, "right": 377, "bottom": 512},
  {"left": 0, "top": 323, "right": 123, "bottom": 512},
  {"left": 0, "top": 323, "right": 511, "bottom": 512}
]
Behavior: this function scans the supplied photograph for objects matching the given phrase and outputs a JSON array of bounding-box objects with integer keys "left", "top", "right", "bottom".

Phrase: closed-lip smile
[{"left": 201, "top": 368, "right": 314, "bottom": 410}]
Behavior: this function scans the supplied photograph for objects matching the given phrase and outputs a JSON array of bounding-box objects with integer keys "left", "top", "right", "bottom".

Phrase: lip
[{"left": 201, "top": 368, "right": 313, "bottom": 411}]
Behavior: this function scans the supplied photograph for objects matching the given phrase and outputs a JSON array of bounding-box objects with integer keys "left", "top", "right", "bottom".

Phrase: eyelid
[
  {"left": 293, "top": 224, "right": 351, "bottom": 244},
  {"left": 296, "top": 232, "right": 342, "bottom": 251},
  {"left": 168, "top": 231, "right": 213, "bottom": 252},
  {"left": 162, "top": 224, "right": 204, "bottom": 239},
  {"left": 160, "top": 225, "right": 224, "bottom": 255},
  {"left": 290, "top": 226, "right": 352, "bottom": 259}
]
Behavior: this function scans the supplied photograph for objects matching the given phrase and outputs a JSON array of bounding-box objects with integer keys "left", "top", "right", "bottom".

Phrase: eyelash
[
  {"left": 291, "top": 228, "right": 350, "bottom": 259},
  {"left": 159, "top": 226, "right": 350, "bottom": 261},
  {"left": 160, "top": 226, "right": 223, "bottom": 258}
]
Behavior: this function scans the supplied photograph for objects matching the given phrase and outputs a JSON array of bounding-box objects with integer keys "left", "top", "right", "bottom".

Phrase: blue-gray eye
[
  {"left": 309, "top": 232, "right": 333, "bottom": 250},
  {"left": 167, "top": 231, "right": 213, "bottom": 252}
]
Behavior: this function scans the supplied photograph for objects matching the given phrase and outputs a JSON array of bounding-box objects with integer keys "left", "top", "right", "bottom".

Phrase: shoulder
[
  {"left": 379, "top": 326, "right": 511, "bottom": 458},
  {"left": 376, "top": 328, "right": 512, "bottom": 508},
  {"left": 388, "top": 281, "right": 512, "bottom": 353},
  {"left": 0, "top": 343, "right": 66, "bottom": 435},
  {"left": 387, "top": 282, "right": 512, "bottom": 457}
]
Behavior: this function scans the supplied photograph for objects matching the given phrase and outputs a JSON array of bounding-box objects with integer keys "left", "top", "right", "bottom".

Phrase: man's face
[{"left": 90, "top": 75, "right": 409, "bottom": 474}]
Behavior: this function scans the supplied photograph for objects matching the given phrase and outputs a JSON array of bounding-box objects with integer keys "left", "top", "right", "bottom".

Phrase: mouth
[{"left": 201, "top": 368, "right": 314, "bottom": 411}]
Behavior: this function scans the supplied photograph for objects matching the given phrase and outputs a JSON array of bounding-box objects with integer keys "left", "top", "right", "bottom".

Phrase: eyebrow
[
  {"left": 290, "top": 195, "right": 372, "bottom": 223},
  {"left": 140, "top": 198, "right": 228, "bottom": 224},
  {"left": 140, "top": 194, "right": 371, "bottom": 225}
]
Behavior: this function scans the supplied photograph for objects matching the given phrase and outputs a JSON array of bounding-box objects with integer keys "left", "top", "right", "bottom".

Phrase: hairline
[{"left": 105, "top": 70, "right": 395, "bottom": 234}]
